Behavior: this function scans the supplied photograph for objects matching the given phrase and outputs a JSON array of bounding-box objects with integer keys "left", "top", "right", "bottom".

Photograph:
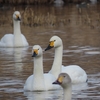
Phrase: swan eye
[
  {"left": 63, "top": 76, "right": 65, "bottom": 78},
  {"left": 38, "top": 49, "right": 39, "bottom": 50},
  {"left": 54, "top": 40, "right": 56, "bottom": 42}
]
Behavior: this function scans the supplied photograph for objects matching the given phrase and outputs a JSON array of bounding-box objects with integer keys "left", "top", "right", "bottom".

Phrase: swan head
[
  {"left": 52, "top": 73, "right": 72, "bottom": 88},
  {"left": 45, "top": 36, "right": 62, "bottom": 51},
  {"left": 13, "top": 11, "right": 21, "bottom": 21},
  {"left": 32, "top": 45, "right": 43, "bottom": 57}
]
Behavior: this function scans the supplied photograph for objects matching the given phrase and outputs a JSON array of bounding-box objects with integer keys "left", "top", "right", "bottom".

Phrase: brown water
[{"left": 0, "top": 3, "right": 100, "bottom": 100}]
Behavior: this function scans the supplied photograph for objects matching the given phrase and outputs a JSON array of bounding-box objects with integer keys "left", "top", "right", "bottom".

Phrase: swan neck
[
  {"left": 13, "top": 20, "right": 21, "bottom": 35},
  {"left": 33, "top": 56, "right": 44, "bottom": 75},
  {"left": 13, "top": 20, "right": 23, "bottom": 47},
  {"left": 63, "top": 85, "right": 72, "bottom": 100},
  {"left": 33, "top": 55, "right": 45, "bottom": 90},
  {"left": 50, "top": 45, "right": 63, "bottom": 78}
]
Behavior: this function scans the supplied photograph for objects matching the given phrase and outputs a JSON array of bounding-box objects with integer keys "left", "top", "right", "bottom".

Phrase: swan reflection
[
  {"left": 24, "top": 90, "right": 62, "bottom": 100},
  {"left": 0, "top": 47, "right": 28, "bottom": 73},
  {"left": 14, "top": 47, "right": 27, "bottom": 73}
]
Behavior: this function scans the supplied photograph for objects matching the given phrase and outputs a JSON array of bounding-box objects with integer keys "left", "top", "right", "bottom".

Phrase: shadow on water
[{"left": 0, "top": 2, "right": 100, "bottom": 100}]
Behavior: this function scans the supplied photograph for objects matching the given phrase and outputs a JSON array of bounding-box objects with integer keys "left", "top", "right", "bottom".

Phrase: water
[{"left": 0, "top": 3, "right": 100, "bottom": 100}]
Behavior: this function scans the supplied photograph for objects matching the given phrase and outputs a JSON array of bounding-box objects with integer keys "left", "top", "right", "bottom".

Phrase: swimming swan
[
  {"left": 53, "top": 73, "right": 72, "bottom": 100},
  {"left": 45, "top": 36, "right": 87, "bottom": 83},
  {"left": 0, "top": 11, "right": 29, "bottom": 47},
  {"left": 24, "top": 45, "right": 60, "bottom": 91}
]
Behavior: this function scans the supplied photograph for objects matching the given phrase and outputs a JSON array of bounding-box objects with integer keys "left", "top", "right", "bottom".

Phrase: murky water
[{"left": 0, "top": 3, "right": 100, "bottom": 100}]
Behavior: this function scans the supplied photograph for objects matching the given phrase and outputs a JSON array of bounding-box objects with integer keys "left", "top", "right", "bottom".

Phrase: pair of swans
[
  {"left": 0, "top": 11, "right": 28, "bottom": 47},
  {"left": 24, "top": 36, "right": 87, "bottom": 91}
]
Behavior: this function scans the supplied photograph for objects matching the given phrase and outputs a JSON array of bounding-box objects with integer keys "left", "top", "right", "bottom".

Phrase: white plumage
[
  {"left": 24, "top": 45, "right": 60, "bottom": 91},
  {"left": 45, "top": 36, "right": 87, "bottom": 84},
  {"left": 62, "top": 65, "right": 87, "bottom": 83},
  {"left": 0, "top": 11, "right": 29, "bottom": 47}
]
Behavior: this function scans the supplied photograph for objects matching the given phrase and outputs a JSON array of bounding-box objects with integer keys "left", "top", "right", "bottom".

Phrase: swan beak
[
  {"left": 45, "top": 44, "right": 53, "bottom": 51},
  {"left": 52, "top": 76, "right": 63, "bottom": 85},
  {"left": 52, "top": 80, "right": 62, "bottom": 85},
  {"left": 16, "top": 14, "right": 21, "bottom": 21},
  {"left": 32, "top": 52, "right": 37, "bottom": 57},
  {"left": 17, "top": 17, "right": 21, "bottom": 21},
  {"left": 45, "top": 41, "right": 54, "bottom": 51},
  {"left": 32, "top": 49, "right": 38, "bottom": 57}
]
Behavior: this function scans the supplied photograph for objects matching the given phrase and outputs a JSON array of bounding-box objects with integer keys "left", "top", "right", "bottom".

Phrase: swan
[
  {"left": 24, "top": 45, "right": 60, "bottom": 91},
  {"left": 45, "top": 36, "right": 87, "bottom": 83},
  {"left": 0, "top": 11, "right": 29, "bottom": 47},
  {"left": 53, "top": 73, "right": 72, "bottom": 100}
]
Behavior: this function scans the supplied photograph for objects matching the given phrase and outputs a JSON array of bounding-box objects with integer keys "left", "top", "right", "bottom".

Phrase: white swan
[
  {"left": 0, "top": 11, "right": 29, "bottom": 47},
  {"left": 24, "top": 45, "right": 60, "bottom": 91},
  {"left": 45, "top": 36, "right": 87, "bottom": 83},
  {"left": 53, "top": 73, "right": 72, "bottom": 100}
]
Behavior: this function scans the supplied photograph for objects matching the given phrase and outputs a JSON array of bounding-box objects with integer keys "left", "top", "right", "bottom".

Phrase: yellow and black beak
[
  {"left": 16, "top": 14, "right": 21, "bottom": 21},
  {"left": 32, "top": 49, "right": 38, "bottom": 57},
  {"left": 52, "top": 76, "right": 63, "bottom": 85},
  {"left": 45, "top": 41, "right": 54, "bottom": 51}
]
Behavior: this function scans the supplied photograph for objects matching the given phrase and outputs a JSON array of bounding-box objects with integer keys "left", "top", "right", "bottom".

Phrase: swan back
[{"left": 62, "top": 65, "right": 87, "bottom": 83}]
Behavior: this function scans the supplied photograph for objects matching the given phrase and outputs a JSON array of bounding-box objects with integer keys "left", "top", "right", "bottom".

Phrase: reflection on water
[
  {"left": 24, "top": 90, "right": 62, "bottom": 100},
  {"left": 14, "top": 47, "right": 28, "bottom": 73},
  {"left": 0, "top": 3, "right": 100, "bottom": 100},
  {"left": 0, "top": 47, "right": 28, "bottom": 73}
]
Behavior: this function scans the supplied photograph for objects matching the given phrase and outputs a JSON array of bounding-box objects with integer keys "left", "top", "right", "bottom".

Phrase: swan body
[
  {"left": 0, "top": 11, "right": 29, "bottom": 47},
  {"left": 24, "top": 45, "right": 60, "bottom": 91},
  {"left": 45, "top": 36, "right": 87, "bottom": 84},
  {"left": 53, "top": 73, "right": 72, "bottom": 100},
  {"left": 62, "top": 65, "right": 87, "bottom": 83}
]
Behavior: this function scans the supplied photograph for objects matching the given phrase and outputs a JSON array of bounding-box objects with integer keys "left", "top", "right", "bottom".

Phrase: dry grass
[
  {"left": 0, "top": 5, "right": 100, "bottom": 29},
  {"left": 0, "top": 0, "right": 53, "bottom": 4},
  {"left": 0, "top": 6, "right": 68, "bottom": 27},
  {"left": 22, "top": 8, "right": 61, "bottom": 27},
  {"left": 0, "top": 0, "right": 84, "bottom": 4}
]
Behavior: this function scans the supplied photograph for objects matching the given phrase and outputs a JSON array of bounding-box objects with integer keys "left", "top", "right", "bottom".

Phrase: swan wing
[
  {"left": 24, "top": 75, "right": 34, "bottom": 91},
  {"left": 44, "top": 73, "right": 61, "bottom": 90},
  {"left": 21, "top": 34, "right": 29, "bottom": 46},
  {"left": 0, "top": 34, "right": 14, "bottom": 47},
  {"left": 62, "top": 65, "right": 87, "bottom": 83}
]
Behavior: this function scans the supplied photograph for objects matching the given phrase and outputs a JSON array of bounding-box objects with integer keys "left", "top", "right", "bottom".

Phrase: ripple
[
  {"left": 63, "top": 49, "right": 83, "bottom": 53},
  {"left": 85, "top": 51, "right": 100, "bottom": 55}
]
